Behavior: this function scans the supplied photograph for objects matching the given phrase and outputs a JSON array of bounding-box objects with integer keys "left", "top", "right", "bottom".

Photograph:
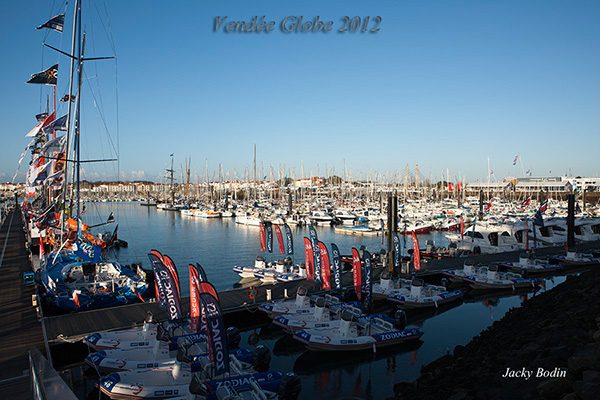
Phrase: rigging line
[{"left": 83, "top": 69, "right": 117, "bottom": 157}]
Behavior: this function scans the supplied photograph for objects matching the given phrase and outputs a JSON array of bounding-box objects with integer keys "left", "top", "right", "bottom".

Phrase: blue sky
[{"left": 3, "top": 0, "right": 600, "bottom": 183}]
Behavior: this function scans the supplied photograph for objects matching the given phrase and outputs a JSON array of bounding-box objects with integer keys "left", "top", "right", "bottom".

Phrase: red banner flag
[
  {"left": 259, "top": 223, "right": 266, "bottom": 252},
  {"left": 304, "top": 237, "right": 314, "bottom": 280},
  {"left": 274, "top": 224, "right": 285, "bottom": 255},
  {"left": 460, "top": 216, "right": 464, "bottom": 240},
  {"left": 411, "top": 232, "right": 421, "bottom": 270},
  {"left": 351, "top": 248, "right": 362, "bottom": 300},
  {"left": 162, "top": 255, "right": 181, "bottom": 300},
  {"left": 318, "top": 241, "right": 331, "bottom": 290},
  {"left": 189, "top": 264, "right": 201, "bottom": 331}
]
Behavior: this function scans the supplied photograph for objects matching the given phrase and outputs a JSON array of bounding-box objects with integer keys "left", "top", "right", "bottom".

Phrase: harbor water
[{"left": 79, "top": 202, "right": 567, "bottom": 399}]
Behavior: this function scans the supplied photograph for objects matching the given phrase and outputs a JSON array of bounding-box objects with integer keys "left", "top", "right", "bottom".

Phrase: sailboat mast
[{"left": 75, "top": 2, "right": 84, "bottom": 237}]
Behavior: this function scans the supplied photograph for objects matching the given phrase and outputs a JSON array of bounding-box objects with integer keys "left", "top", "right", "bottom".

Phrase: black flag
[
  {"left": 27, "top": 64, "right": 58, "bottom": 85},
  {"left": 37, "top": 14, "right": 65, "bottom": 32}
]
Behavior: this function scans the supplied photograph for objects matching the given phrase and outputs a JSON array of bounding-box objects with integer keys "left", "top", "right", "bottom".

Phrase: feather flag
[
  {"left": 189, "top": 264, "right": 201, "bottom": 331},
  {"left": 283, "top": 223, "right": 294, "bottom": 255},
  {"left": 26, "top": 111, "right": 55, "bottom": 137},
  {"left": 162, "top": 255, "right": 181, "bottom": 300},
  {"left": 318, "top": 241, "right": 331, "bottom": 290},
  {"left": 330, "top": 243, "right": 342, "bottom": 290},
  {"left": 303, "top": 237, "right": 314, "bottom": 280},
  {"left": 273, "top": 224, "right": 285, "bottom": 255},
  {"left": 392, "top": 232, "right": 401, "bottom": 272},
  {"left": 411, "top": 232, "right": 421, "bottom": 270},
  {"left": 198, "top": 293, "right": 229, "bottom": 376},
  {"left": 351, "top": 247, "right": 362, "bottom": 301},
  {"left": 265, "top": 222, "right": 273, "bottom": 253},
  {"left": 259, "top": 222, "right": 266, "bottom": 251},
  {"left": 308, "top": 226, "right": 321, "bottom": 282},
  {"left": 363, "top": 250, "right": 373, "bottom": 313}
]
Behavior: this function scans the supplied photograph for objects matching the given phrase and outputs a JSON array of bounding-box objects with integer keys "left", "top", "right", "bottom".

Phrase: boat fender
[
  {"left": 248, "top": 333, "right": 259, "bottom": 346},
  {"left": 227, "top": 327, "right": 241, "bottom": 349},
  {"left": 252, "top": 344, "right": 271, "bottom": 372},
  {"left": 394, "top": 310, "right": 407, "bottom": 330},
  {"left": 248, "top": 286, "right": 257, "bottom": 300},
  {"left": 278, "top": 372, "right": 302, "bottom": 400}
]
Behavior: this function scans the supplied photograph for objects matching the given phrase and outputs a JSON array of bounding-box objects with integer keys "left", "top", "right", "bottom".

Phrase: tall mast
[{"left": 75, "top": 2, "right": 83, "bottom": 237}]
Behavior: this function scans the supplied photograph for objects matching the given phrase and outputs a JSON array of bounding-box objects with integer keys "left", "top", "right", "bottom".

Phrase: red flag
[
  {"left": 485, "top": 199, "right": 492, "bottom": 212},
  {"left": 318, "top": 242, "right": 331, "bottom": 290},
  {"left": 460, "top": 216, "right": 464, "bottom": 239},
  {"left": 162, "top": 255, "right": 181, "bottom": 299},
  {"left": 411, "top": 232, "right": 421, "bottom": 270},
  {"left": 303, "top": 237, "right": 314, "bottom": 280},
  {"left": 39, "top": 237, "right": 45, "bottom": 263},
  {"left": 189, "top": 265, "right": 201, "bottom": 331},
  {"left": 259, "top": 223, "right": 266, "bottom": 252},
  {"left": 273, "top": 224, "right": 285, "bottom": 255},
  {"left": 200, "top": 282, "right": 219, "bottom": 301},
  {"left": 351, "top": 248, "right": 362, "bottom": 301},
  {"left": 448, "top": 183, "right": 454, "bottom": 192}
]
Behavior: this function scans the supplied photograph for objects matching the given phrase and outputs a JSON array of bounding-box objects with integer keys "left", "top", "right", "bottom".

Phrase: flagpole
[{"left": 52, "top": 86, "right": 56, "bottom": 139}]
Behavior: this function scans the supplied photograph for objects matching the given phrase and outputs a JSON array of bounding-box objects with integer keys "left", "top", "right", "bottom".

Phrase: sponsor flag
[
  {"left": 73, "top": 239, "right": 101, "bottom": 263},
  {"left": 195, "top": 263, "right": 208, "bottom": 282},
  {"left": 521, "top": 196, "right": 531, "bottom": 207},
  {"left": 351, "top": 247, "right": 362, "bottom": 301},
  {"left": 539, "top": 200, "right": 548, "bottom": 213},
  {"left": 318, "top": 241, "right": 331, "bottom": 290},
  {"left": 265, "top": 222, "right": 273, "bottom": 253},
  {"left": 330, "top": 243, "right": 342, "bottom": 290},
  {"left": 258, "top": 222, "right": 266, "bottom": 251},
  {"left": 37, "top": 14, "right": 64, "bottom": 32},
  {"left": 448, "top": 183, "right": 454, "bottom": 192},
  {"left": 26, "top": 64, "right": 58, "bottom": 85},
  {"left": 200, "top": 281, "right": 219, "bottom": 301},
  {"left": 392, "top": 232, "right": 401, "bottom": 272},
  {"left": 273, "top": 224, "right": 285, "bottom": 255},
  {"left": 199, "top": 293, "right": 229, "bottom": 376},
  {"left": 26, "top": 111, "right": 55, "bottom": 137},
  {"left": 44, "top": 114, "right": 68, "bottom": 133},
  {"left": 411, "top": 232, "right": 421, "bottom": 270},
  {"left": 364, "top": 250, "right": 373, "bottom": 313},
  {"left": 308, "top": 226, "right": 321, "bottom": 282},
  {"left": 189, "top": 264, "right": 201, "bottom": 331},
  {"left": 162, "top": 255, "right": 181, "bottom": 300},
  {"left": 460, "top": 216, "right": 464, "bottom": 240},
  {"left": 283, "top": 223, "right": 293, "bottom": 255},
  {"left": 303, "top": 237, "right": 314, "bottom": 280},
  {"left": 148, "top": 252, "right": 182, "bottom": 320},
  {"left": 513, "top": 155, "right": 519, "bottom": 165}
]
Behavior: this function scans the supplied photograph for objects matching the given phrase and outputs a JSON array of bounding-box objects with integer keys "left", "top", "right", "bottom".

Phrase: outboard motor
[
  {"left": 227, "top": 326, "right": 241, "bottom": 349},
  {"left": 410, "top": 279, "right": 424, "bottom": 298},
  {"left": 426, "top": 240, "right": 434, "bottom": 253},
  {"left": 448, "top": 242, "right": 458, "bottom": 256},
  {"left": 463, "top": 259, "right": 474, "bottom": 275},
  {"left": 380, "top": 271, "right": 392, "bottom": 291},
  {"left": 295, "top": 287, "right": 309, "bottom": 307},
  {"left": 283, "top": 256, "right": 293, "bottom": 266},
  {"left": 472, "top": 246, "right": 481, "bottom": 255},
  {"left": 255, "top": 256, "right": 266, "bottom": 269},
  {"left": 394, "top": 310, "right": 407, "bottom": 330},
  {"left": 275, "top": 260, "right": 286, "bottom": 274},
  {"left": 298, "top": 263, "right": 307, "bottom": 279},
  {"left": 487, "top": 264, "right": 498, "bottom": 280},
  {"left": 520, "top": 267, "right": 528, "bottom": 279},
  {"left": 339, "top": 310, "right": 354, "bottom": 337},
  {"left": 518, "top": 252, "right": 530, "bottom": 267},
  {"left": 314, "top": 297, "right": 328, "bottom": 320},
  {"left": 252, "top": 344, "right": 271, "bottom": 373},
  {"left": 188, "top": 374, "right": 209, "bottom": 396},
  {"left": 278, "top": 372, "right": 302, "bottom": 400},
  {"left": 145, "top": 311, "right": 154, "bottom": 324},
  {"left": 156, "top": 324, "right": 170, "bottom": 341},
  {"left": 176, "top": 345, "right": 191, "bottom": 364},
  {"left": 440, "top": 277, "right": 448, "bottom": 288}
]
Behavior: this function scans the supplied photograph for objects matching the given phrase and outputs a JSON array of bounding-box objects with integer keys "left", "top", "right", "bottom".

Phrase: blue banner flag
[
  {"left": 308, "top": 226, "right": 321, "bottom": 281},
  {"left": 199, "top": 293, "right": 230, "bottom": 377},
  {"left": 392, "top": 232, "right": 401, "bottom": 272},
  {"left": 331, "top": 243, "right": 342, "bottom": 290},
  {"left": 265, "top": 222, "right": 273, "bottom": 253},
  {"left": 148, "top": 252, "right": 182, "bottom": 321},
  {"left": 364, "top": 250, "right": 373, "bottom": 313},
  {"left": 283, "top": 223, "right": 294, "bottom": 255}
]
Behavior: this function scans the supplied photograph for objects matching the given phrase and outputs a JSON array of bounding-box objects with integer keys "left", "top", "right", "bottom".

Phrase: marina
[{"left": 3, "top": 0, "right": 600, "bottom": 399}]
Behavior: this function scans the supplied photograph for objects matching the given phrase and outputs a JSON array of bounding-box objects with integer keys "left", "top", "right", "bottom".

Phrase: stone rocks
[{"left": 392, "top": 268, "right": 600, "bottom": 400}]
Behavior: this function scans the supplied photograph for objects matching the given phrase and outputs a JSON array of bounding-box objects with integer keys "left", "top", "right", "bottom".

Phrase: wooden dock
[{"left": 0, "top": 208, "right": 46, "bottom": 399}]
